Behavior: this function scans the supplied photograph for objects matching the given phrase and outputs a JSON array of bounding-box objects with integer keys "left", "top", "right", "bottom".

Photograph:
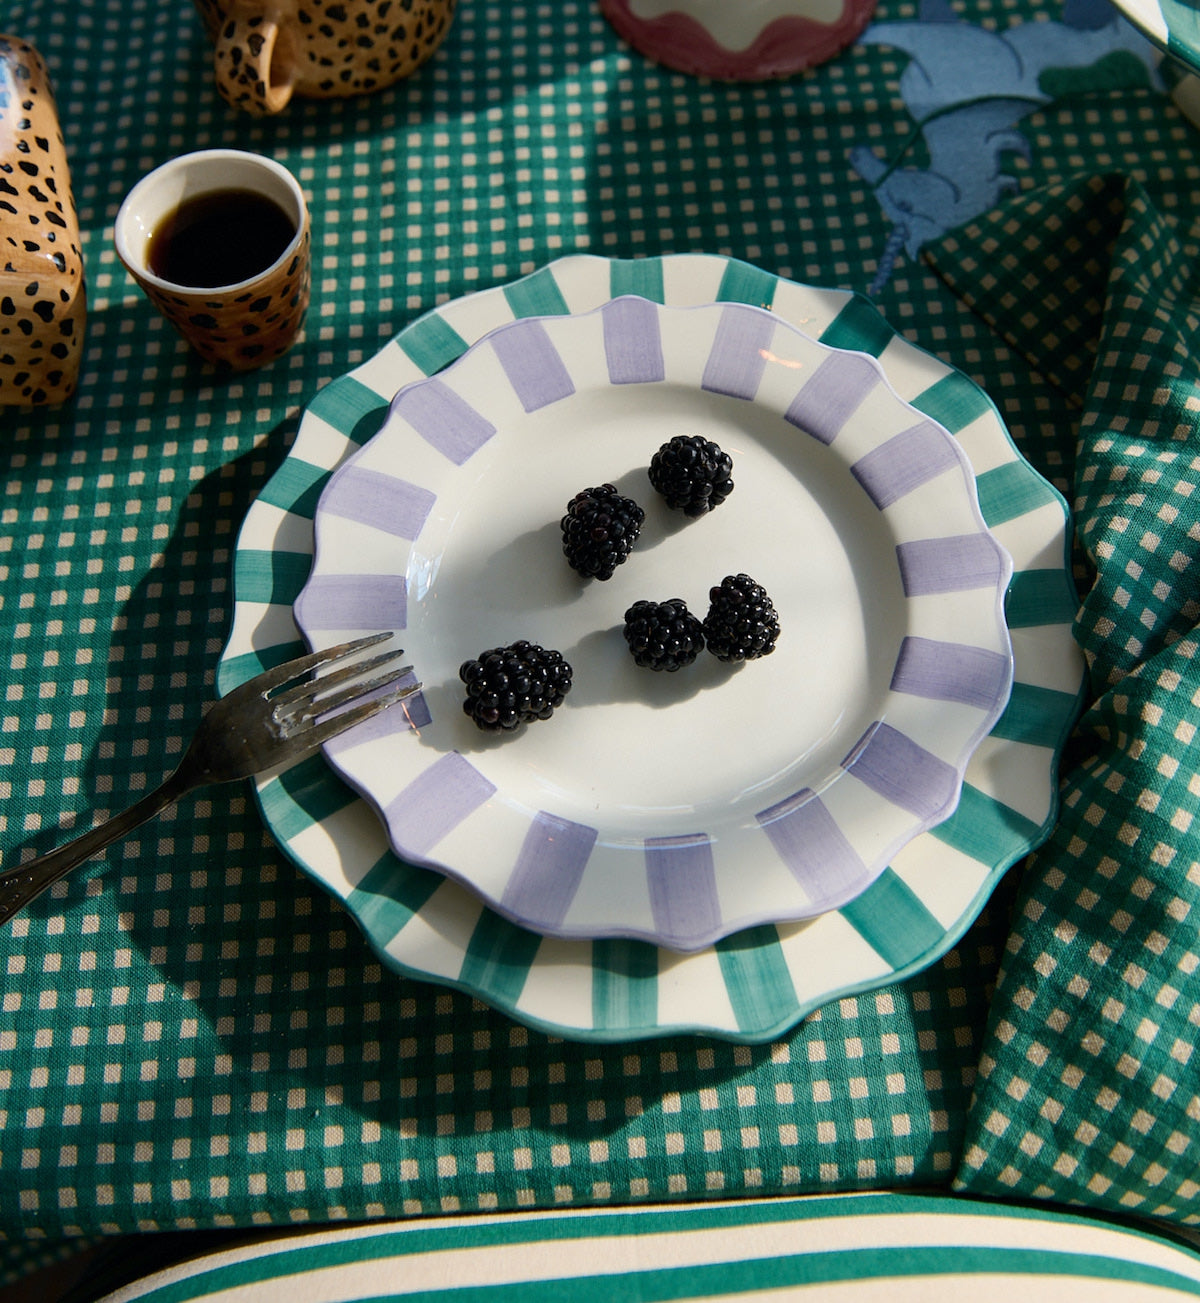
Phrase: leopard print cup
[
  {"left": 193, "top": 0, "right": 457, "bottom": 116},
  {"left": 114, "top": 150, "right": 311, "bottom": 373},
  {"left": 0, "top": 34, "right": 87, "bottom": 406}
]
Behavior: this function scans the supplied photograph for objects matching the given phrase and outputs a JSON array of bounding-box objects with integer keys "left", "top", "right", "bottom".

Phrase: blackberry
[
  {"left": 648, "top": 434, "right": 734, "bottom": 517},
  {"left": 459, "top": 641, "right": 573, "bottom": 732},
  {"left": 561, "top": 483, "right": 645, "bottom": 580},
  {"left": 622, "top": 598, "right": 705, "bottom": 672},
  {"left": 703, "top": 574, "right": 780, "bottom": 662}
]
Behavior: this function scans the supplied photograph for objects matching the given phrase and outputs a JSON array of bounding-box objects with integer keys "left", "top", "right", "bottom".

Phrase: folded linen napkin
[{"left": 924, "top": 172, "right": 1200, "bottom": 1223}]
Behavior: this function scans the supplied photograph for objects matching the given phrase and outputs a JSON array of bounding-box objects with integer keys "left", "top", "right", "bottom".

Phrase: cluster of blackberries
[
  {"left": 561, "top": 435, "right": 735, "bottom": 581},
  {"left": 622, "top": 575, "right": 780, "bottom": 673},
  {"left": 460, "top": 437, "right": 777, "bottom": 731}
]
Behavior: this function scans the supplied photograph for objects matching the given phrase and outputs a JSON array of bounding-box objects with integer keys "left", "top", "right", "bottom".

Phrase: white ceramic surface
[{"left": 293, "top": 298, "right": 1013, "bottom": 953}]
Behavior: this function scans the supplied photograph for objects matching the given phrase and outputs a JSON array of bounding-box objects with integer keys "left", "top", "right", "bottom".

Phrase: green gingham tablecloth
[
  {"left": 926, "top": 172, "right": 1200, "bottom": 1219},
  {"left": 3, "top": 0, "right": 1200, "bottom": 1279}
]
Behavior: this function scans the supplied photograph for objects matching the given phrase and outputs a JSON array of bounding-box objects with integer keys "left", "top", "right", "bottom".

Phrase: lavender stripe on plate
[
  {"left": 890, "top": 635, "right": 1011, "bottom": 710},
  {"left": 602, "top": 297, "right": 665, "bottom": 385},
  {"left": 491, "top": 318, "right": 576, "bottom": 411},
  {"left": 842, "top": 721, "right": 960, "bottom": 821},
  {"left": 645, "top": 834, "right": 721, "bottom": 946},
  {"left": 384, "top": 752, "right": 496, "bottom": 859},
  {"left": 392, "top": 378, "right": 496, "bottom": 465},
  {"left": 292, "top": 573, "right": 407, "bottom": 632},
  {"left": 896, "top": 534, "right": 1007, "bottom": 595},
  {"left": 499, "top": 813, "right": 598, "bottom": 930},
  {"left": 757, "top": 789, "right": 866, "bottom": 902},
  {"left": 784, "top": 352, "right": 881, "bottom": 445},
  {"left": 851, "top": 420, "right": 962, "bottom": 509},
  {"left": 701, "top": 305, "right": 773, "bottom": 400},
  {"left": 323, "top": 674, "right": 430, "bottom": 756},
  {"left": 325, "top": 466, "right": 436, "bottom": 539}
]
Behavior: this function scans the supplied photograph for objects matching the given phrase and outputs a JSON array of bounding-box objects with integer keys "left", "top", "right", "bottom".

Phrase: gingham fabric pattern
[
  {"left": 4, "top": 0, "right": 1200, "bottom": 1284},
  {"left": 927, "top": 174, "right": 1200, "bottom": 1222}
]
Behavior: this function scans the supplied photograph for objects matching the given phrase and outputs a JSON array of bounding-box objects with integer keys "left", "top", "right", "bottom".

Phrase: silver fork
[{"left": 0, "top": 632, "right": 419, "bottom": 928}]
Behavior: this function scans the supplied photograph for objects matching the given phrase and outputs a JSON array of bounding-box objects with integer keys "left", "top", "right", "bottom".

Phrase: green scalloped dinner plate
[{"left": 218, "top": 253, "right": 1085, "bottom": 1042}]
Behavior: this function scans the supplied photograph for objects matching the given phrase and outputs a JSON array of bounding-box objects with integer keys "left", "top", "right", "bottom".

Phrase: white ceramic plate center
[{"left": 410, "top": 379, "right": 905, "bottom": 828}]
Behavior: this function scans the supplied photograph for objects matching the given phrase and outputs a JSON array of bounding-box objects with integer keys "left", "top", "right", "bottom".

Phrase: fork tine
[
  {"left": 273, "top": 661, "right": 416, "bottom": 733},
  {"left": 268, "top": 642, "right": 409, "bottom": 713},
  {"left": 288, "top": 678, "right": 422, "bottom": 753},
  {"left": 242, "top": 632, "right": 394, "bottom": 698}
]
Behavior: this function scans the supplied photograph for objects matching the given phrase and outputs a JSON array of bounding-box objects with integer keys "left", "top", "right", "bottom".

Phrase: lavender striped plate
[{"left": 290, "top": 296, "right": 1013, "bottom": 953}]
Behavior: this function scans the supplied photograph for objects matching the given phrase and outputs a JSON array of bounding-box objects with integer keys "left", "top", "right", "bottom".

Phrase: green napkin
[{"left": 925, "top": 172, "right": 1200, "bottom": 1224}]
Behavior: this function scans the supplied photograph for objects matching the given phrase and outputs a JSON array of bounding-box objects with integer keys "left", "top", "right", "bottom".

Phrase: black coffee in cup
[
  {"left": 146, "top": 188, "right": 296, "bottom": 288},
  {"left": 115, "top": 149, "right": 311, "bottom": 370}
]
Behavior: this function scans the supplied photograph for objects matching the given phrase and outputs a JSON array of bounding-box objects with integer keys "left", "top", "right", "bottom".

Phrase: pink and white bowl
[{"left": 598, "top": 0, "right": 878, "bottom": 80}]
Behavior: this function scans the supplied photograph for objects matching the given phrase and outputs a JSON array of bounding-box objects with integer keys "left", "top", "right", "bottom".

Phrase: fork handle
[{"left": 0, "top": 767, "right": 196, "bottom": 927}]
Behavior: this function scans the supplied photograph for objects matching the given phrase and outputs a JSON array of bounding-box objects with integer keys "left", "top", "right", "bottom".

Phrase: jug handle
[{"left": 212, "top": 8, "right": 298, "bottom": 115}]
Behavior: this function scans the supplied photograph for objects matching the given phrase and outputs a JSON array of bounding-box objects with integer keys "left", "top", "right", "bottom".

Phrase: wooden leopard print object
[
  {"left": 0, "top": 34, "right": 86, "bottom": 406},
  {"left": 193, "top": 0, "right": 457, "bottom": 116}
]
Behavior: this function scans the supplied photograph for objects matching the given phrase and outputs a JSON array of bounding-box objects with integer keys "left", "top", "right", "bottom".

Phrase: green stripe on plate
[
  {"left": 234, "top": 548, "right": 314, "bottom": 606},
  {"left": 305, "top": 374, "right": 391, "bottom": 443},
  {"left": 715, "top": 925, "right": 799, "bottom": 1034},
  {"left": 911, "top": 371, "right": 994, "bottom": 434},
  {"left": 459, "top": 910, "right": 541, "bottom": 1005},
  {"left": 841, "top": 868, "right": 945, "bottom": 970},
  {"left": 975, "top": 461, "right": 1062, "bottom": 527},
  {"left": 215, "top": 641, "right": 306, "bottom": 696},
  {"left": 504, "top": 265, "right": 571, "bottom": 318},
  {"left": 990, "top": 682, "right": 1082, "bottom": 749},
  {"left": 929, "top": 781, "right": 1042, "bottom": 864},
  {"left": 609, "top": 256, "right": 666, "bottom": 303},
  {"left": 346, "top": 852, "right": 443, "bottom": 941},
  {"left": 1006, "top": 567, "right": 1079, "bottom": 628},
  {"left": 398, "top": 312, "right": 471, "bottom": 376},
  {"left": 259, "top": 753, "right": 358, "bottom": 842},
  {"left": 818, "top": 294, "right": 894, "bottom": 356},
  {"left": 715, "top": 260, "right": 778, "bottom": 309},
  {"left": 591, "top": 938, "right": 658, "bottom": 1032},
  {"left": 255, "top": 456, "right": 331, "bottom": 520}
]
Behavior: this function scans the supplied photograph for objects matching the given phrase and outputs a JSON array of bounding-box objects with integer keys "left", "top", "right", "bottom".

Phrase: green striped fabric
[{"left": 93, "top": 1192, "right": 1200, "bottom": 1302}]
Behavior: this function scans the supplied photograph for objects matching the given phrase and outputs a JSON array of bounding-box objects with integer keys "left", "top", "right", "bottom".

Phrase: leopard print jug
[
  {"left": 192, "top": 0, "right": 457, "bottom": 116},
  {"left": 0, "top": 34, "right": 86, "bottom": 406}
]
